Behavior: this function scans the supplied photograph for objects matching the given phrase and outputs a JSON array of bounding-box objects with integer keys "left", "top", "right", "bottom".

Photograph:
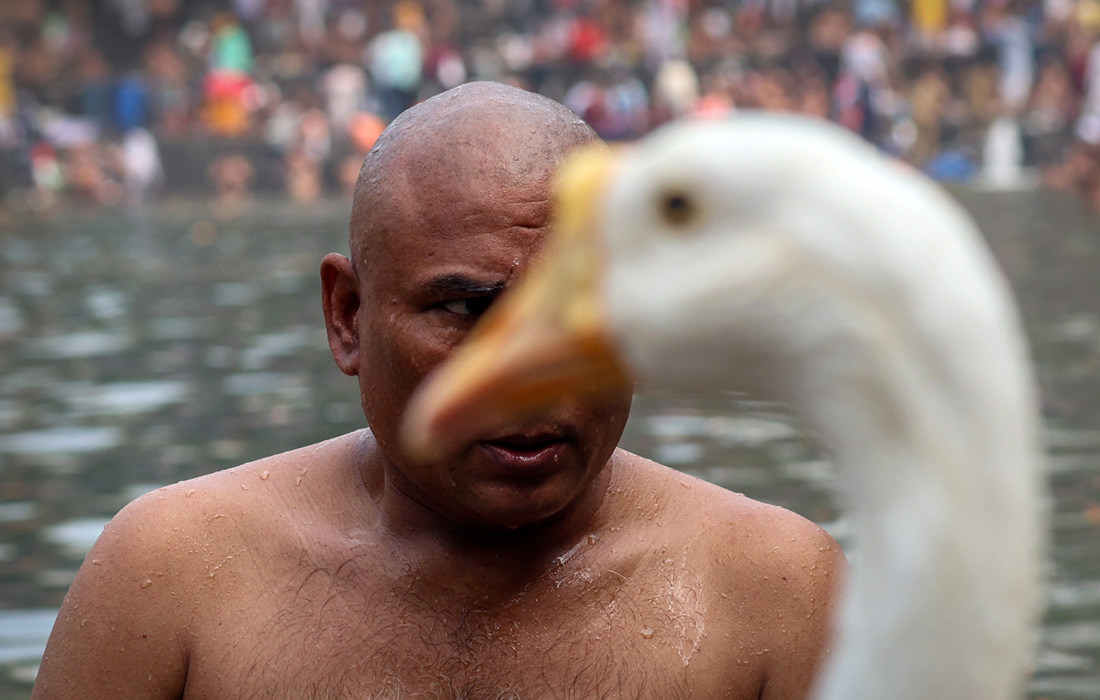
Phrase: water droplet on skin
[
  {"left": 586, "top": 533, "right": 598, "bottom": 545},
  {"left": 186, "top": 489, "right": 196, "bottom": 497},
  {"left": 641, "top": 627, "right": 654, "bottom": 639},
  {"left": 260, "top": 470, "right": 270, "bottom": 480},
  {"left": 141, "top": 579, "right": 152, "bottom": 588}
]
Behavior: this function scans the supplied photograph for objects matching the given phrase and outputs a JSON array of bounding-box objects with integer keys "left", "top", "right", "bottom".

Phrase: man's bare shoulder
[
  {"left": 109, "top": 430, "right": 366, "bottom": 547},
  {"left": 71, "top": 429, "right": 369, "bottom": 598},
  {"left": 33, "top": 432, "right": 372, "bottom": 699},
  {"left": 613, "top": 448, "right": 842, "bottom": 561}
]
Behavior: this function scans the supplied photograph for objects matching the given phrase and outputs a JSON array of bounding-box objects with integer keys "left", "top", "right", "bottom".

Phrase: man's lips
[{"left": 477, "top": 434, "right": 568, "bottom": 473}]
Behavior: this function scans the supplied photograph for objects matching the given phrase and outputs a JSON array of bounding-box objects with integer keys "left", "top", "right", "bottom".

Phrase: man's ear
[{"left": 321, "top": 253, "right": 361, "bottom": 376}]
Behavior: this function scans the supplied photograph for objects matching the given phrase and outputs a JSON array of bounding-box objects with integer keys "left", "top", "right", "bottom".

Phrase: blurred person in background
[
  {"left": 367, "top": 1, "right": 425, "bottom": 120},
  {"left": 202, "top": 12, "right": 254, "bottom": 137},
  {"left": 144, "top": 35, "right": 192, "bottom": 138},
  {"left": 0, "top": 32, "right": 16, "bottom": 146},
  {"left": 208, "top": 149, "right": 254, "bottom": 214},
  {"left": 320, "top": 60, "right": 368, "bottom": 135}
]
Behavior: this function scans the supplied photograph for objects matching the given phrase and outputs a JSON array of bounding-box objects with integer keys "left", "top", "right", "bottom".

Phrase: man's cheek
[
  {"left": 413, "top": 322, "right": 475, "bottom": 364},
  {"left": 393, "top": 333, "right": 459, "bottom": 383}
]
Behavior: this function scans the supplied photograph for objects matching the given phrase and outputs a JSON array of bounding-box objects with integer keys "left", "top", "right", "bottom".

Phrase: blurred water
[{"left": 1, "top": 191, "right": 1098, "bottom": 698}]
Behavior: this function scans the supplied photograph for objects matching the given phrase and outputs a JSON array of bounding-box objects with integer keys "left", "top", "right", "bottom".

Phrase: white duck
[{"left": 402, "top": 114, "right": 1045, "bottom": 700}]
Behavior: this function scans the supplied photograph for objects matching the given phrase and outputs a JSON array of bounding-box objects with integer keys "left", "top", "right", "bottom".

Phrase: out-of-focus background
[
  {"left": 8, "top": 0, "right": 1100, "bottom": 205},
  {"left": 0, "top": 1, "right": 1098, "bottom": 698}
]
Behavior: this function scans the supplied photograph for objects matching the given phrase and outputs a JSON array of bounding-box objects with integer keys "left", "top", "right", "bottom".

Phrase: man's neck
[{"left": 359, "top": 435, "right": 617, "bottom": 597}]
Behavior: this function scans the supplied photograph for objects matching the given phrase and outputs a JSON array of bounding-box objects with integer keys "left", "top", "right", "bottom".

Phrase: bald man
[{"left": 33, "top": 82, "right": 844, "bottom": 700}]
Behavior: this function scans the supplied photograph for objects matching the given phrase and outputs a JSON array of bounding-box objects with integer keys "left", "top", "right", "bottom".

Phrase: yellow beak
[{"left": 401, "top": 146, "right": 632, "bottom": 461}]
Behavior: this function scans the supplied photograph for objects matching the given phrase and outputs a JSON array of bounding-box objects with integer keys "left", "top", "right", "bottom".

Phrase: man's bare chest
[{"left": 182, "top": 550, "right": 736, "bottom": 700}]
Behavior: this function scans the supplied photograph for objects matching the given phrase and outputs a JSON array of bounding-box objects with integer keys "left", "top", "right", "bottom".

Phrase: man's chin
[{"left": 445, "top": 472, "right": 597, "bottom": 534}]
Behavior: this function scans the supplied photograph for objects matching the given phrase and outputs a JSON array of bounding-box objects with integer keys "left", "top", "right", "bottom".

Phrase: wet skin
[{"left": 31, "top": 83, "right": 845, "bottom": 700}]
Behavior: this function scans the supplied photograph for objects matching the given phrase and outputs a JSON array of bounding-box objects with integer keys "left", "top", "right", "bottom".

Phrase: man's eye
[{"left": 441, "top": 297, "right": 494, "bottom": 317}]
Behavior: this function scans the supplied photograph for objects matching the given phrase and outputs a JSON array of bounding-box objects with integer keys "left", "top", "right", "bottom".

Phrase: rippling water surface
[{"left": 1, "top": 191, "right": 1098, "bottom": 698}]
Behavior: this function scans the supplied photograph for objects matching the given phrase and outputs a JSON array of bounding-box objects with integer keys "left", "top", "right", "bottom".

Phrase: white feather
[{"left": 597, "top": 114, "right": 1045, "bottom": 700}]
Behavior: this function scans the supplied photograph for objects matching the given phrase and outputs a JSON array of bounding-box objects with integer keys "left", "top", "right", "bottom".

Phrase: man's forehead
[
  {"left": 371, "top": 203, "right": 550, "bottom": 289},
  {"left": 387, "top": 175, "right": 551, "bottom": 238}
]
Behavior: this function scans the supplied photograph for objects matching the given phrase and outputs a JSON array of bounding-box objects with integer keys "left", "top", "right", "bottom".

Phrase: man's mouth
[{"left": 478, "top": 433, "right": 568, "bottom": 473}]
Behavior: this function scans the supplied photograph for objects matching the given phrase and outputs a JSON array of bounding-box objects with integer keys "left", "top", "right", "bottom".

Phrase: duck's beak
[{"left": 401, "top": 145, "right": 632, "bottom": 461}]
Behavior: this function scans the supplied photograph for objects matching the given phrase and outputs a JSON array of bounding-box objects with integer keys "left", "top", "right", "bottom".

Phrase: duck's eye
[
  {"left": 659, "top": 189, "right": 696, "bottom": 227},
  {"left": 442, "top": 297, "right": 494, "bottom": 317}
]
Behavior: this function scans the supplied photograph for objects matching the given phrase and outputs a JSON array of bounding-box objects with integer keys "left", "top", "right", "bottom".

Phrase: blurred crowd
[{"left": 5, "top": 0, "right": 1100, "bottom": 210}]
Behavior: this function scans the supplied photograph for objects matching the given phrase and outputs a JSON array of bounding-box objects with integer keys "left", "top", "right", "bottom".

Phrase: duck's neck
[{"left": 789, "top": 319, "right": 1042, "bottom": 700}]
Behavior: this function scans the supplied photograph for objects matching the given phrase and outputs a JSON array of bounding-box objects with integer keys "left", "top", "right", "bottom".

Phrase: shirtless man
[{"left": 33, "top": 82, "right": 844, "bottom": 700}]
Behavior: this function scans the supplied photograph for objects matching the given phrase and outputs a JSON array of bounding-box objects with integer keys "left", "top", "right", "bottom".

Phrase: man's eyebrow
[{"left": 424, "top": 274, "right": 506, "bottom": 296}]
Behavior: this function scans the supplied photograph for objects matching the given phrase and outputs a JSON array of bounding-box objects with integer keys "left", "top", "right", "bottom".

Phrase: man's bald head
[{"left": 348, "top": 82, "right": 600, "bottom": 273}]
